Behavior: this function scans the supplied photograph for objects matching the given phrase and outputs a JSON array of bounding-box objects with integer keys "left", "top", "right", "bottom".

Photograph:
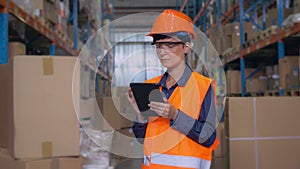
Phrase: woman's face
[{"left": 155, "top": 37, "right": 189, "bottom": 69}]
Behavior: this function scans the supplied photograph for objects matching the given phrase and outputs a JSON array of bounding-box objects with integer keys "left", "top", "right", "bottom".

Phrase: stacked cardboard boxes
[
  {"left": 0, "top": 54, "right": 82, "bottom": 168},
  {"left": 224, "top": 97, "right": 300, "bottom": 169},
  {"left": 96, "top": 97, "right": 133, "bottom": 131},
  {"left": 210, "top": 22, "right": 257, "bottom": 55},
  {"left": 266, "top": 65, "right": 280, "bottom": 91},
  {"left": 266, "top": 8, "right": 293, "bottom": 28},
  {"left": 226, "top": 70, "right": 241, "bottom": 94},
  {"left": 279, "top": 56, "right": 300, "bottom": 90},
  {"left": 245, "top": 68, "right": 268, "bottom": 93},
  {"left": 295, "top": 0, "right": 300, "bottom": 13},
  {"left": 209, "top": 26, "right": 224, "bottom": 55},
  {"left": 0, "top": 148, "right": 82, "bottom": 169},
  {"left": 223, "top": 22, "right": 257, "bottom": 49},
  {"left": 0, "top": 0, "right": 5, "bottom": 7},
  {"left": 32, "top": 0, "right": 59, "bottom": 24}
]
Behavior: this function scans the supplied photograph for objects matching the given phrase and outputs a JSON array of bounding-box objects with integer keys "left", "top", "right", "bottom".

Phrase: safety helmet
[{"left": 147, "top": 9, "right": 196, "bottom": 40}]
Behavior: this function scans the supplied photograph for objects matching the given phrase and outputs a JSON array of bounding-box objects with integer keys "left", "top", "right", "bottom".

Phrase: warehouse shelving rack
[
  {"left": 179, "top": 0, "right": 300, "bottom": 97},
  {"left": 0, "top": 0, "right": 112, "bottom": 87},
  {"left": 224, "top": 0, "right": 299, "bottom": 96},
  {"left": 0, "top": 0, "right": 78, "bottom": 63}
]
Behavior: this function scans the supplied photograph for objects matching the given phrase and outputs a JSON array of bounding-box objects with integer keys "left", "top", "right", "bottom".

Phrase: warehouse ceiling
[{"left": 113, "top": 0, "right": 178, "bottom": 19}]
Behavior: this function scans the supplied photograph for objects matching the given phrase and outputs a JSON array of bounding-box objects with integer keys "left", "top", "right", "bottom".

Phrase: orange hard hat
[{"left": 147, "top": 9, "right": 196, "bottom": 39}]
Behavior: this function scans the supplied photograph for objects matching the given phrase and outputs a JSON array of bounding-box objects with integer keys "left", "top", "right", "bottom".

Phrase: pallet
[
  {"left": 264, "top": 90, "right": 280, "bottom": 96},
  {"left": 245, "top": 92, "right": 265, "bottom": 97},
  {"left": 284, "top": 89, "right": 300, "bottom": 96},
  {"left": 227, "top": 93, "right": 242, "bottom": 97}
]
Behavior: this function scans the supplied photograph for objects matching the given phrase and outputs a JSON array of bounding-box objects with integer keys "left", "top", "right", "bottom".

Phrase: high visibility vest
[{"left": 142, "top": 72, "right": 219, "bottom": 169}]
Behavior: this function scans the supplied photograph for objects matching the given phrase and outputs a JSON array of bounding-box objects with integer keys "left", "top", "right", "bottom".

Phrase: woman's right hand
[{"left": 126, "top": 88, "right": 145, "bottom": 122}]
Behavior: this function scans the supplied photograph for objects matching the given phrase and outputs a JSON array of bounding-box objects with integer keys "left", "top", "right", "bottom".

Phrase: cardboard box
[
  {"left": 8, "top": 42, "right": 26, "bottom": 59},
  {"left": 246, "top": 78, "right": 267, "bottom": 93},
  {"left": 0, "top": 148, "right": 82, "bottom": 169},
  {"left": 111, "top": 128, "right": 143, "bottom": 158},
  {"left": 8, "top": 56, "right": 80, "bottom": 159},
  {"left": 96, "top": 97, "right": 133, "bottom": 131},
  {"left": 224, "top": 22, "right": 257, "bottom": 49},
  {"left": 0, "top": 42, "right": 26, "bottom": 148},
  {"left": 211, "top": 157, "right": 227, "bottom": 169},
  {"left": 245, "top": 68, "right": 266, "bottom": 79},
  {"left": 299, "top": 58, "right": 300, "bottom": 85},
  {"left": 226, "top": 70, "right": 241, "bottom": 94},
  {"left": 266, "top": 8, "right": 293, "bottom": 28},
  {"left": 279, "top": 56, "right": 299, "bottom": 89},
  {"left": 32, "top": 0, "right": 58, "bottom": 24},
  {"left": 0, "top": 0, "right": 5, "bottom": 7},
  {"left": 209, "top": 26, "right": 223, "bottom": 54},
  {"left": 0, "top": 63, "right": 10, "bottom": 149},
  {"left": 225, "top": 97, "right": 300, "bottom": 169},
  {"left": 222, "top": 35, "right": 232, "bottom": 51},
  {"left": 116, "top": 86, "right": 136, "bottom": 115},
  {"left": 295, "top": 2, "right": 300, "bottom": 13},
  {"left": 214, "top": 123, "right": 225, "bottom": 157},
  {"left": 67, "top": 25, "right": 74, "bottom": 41}
]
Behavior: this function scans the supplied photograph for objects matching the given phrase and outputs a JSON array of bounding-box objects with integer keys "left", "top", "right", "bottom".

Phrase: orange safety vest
[{"left": 142, "top": 72, "right": 219, "bottom": 169}]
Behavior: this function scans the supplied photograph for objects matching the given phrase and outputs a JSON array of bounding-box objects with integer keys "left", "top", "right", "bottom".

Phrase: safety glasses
[{"left": 153, "top": 42, "right": 185, "bottom": 50}]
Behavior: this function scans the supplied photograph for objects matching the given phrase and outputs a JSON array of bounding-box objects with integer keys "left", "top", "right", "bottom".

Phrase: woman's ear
[{"left": 184, "top": 42, "right": 192, "bottom": 54}]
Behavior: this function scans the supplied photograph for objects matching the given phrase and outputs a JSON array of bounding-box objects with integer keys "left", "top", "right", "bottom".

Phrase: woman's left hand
[{"left": 148, "top": 97, "right": 178, "bottom": 120}]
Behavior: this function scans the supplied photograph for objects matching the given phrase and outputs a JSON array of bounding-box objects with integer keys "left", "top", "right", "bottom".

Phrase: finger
[
  {"left": 150, "top": 101, "right": 165, "bottom": 107},
  {"left": 163, "top": 97, "right": 168, "bottom": 103},
  {"left": 149, "top": 103, "right": 165, "bottom": 113}
]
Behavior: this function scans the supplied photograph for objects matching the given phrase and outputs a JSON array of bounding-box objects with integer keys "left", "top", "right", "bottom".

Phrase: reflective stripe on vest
[
  {"left": 144, "top": 155, "right": 150, "bottom": 166},
  {"left": 143, "top": 153, "right": 211, "bottom": 169}
]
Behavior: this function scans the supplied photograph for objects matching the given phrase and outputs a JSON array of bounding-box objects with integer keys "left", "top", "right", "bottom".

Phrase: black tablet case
[{"left": 130, "top": 83, "right": 163, "bottom": 117}]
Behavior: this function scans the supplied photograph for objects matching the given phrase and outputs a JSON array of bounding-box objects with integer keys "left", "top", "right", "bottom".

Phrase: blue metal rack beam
[
  {"left": 277, "top": 0, "right": 285, "bottom": 96},
  {"left": 73, "top": 0, "right": 78, "bottom": 50},
  {"left": 239, "top": 0, "right": 246, "bottom": 96},
  {"left": 0, "top": 3, "right": 8, "bottom": 64},
  {"left": 50, "top": 42, "right": 56, "bottom": 55}
]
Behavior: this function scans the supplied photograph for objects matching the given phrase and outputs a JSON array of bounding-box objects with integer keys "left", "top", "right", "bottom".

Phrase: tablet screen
[{"left": 130, "top": 83, "right": 163, "bottom": 116}]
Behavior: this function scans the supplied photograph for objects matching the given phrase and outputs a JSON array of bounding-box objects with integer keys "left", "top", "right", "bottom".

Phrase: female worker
[{"left": 127, "top": 9, "right": 219, "bottom": 169}]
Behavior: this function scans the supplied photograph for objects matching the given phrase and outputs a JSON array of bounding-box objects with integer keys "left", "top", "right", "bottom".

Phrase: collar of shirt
[{"left": 158, "top": 63, "right": 193, "bottom": 87}]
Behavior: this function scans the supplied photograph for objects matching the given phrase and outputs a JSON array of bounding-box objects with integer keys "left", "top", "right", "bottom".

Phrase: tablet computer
[{"left": 129, "top": 83, "right": 163, "bottom": 117}]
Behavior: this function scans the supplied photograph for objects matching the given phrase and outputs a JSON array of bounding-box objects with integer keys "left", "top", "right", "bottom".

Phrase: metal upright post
[
  {"left": 277, "top": 0, "right": 285, "bottom": 96},
  {"left": 0, "top": 1, "right": 8, "bottom": 64},
  {"left": 225, "top": 0, "right": 228, "bottom": 12},
  {"left": 233, "top": 0, "right": 236, "bottom": 22},
  {"left": 193, "top": 0, "right": 196, "bottom": 20},
  {"left": 240, "top": 0, "right": 246, "bottom": 96},
  {"left": 198, "top": 1, "right": 203, "bottom": 28},
  {"left": 262, "top": 0, "right": 266, "bottom": 30},
  {"left": 73, "top": 0, "right": 78, "bottom": 50},
  {"left": 217, "top": 0, "right": 222, "bottom": 27},
  {"left": 50, "top": 42, "right": 56, "bottom": 55}
]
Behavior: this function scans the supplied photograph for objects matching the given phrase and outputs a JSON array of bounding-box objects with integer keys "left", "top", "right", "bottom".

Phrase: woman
[{"left": 127, "top": 9, "right": 219, "bottom": 169}]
